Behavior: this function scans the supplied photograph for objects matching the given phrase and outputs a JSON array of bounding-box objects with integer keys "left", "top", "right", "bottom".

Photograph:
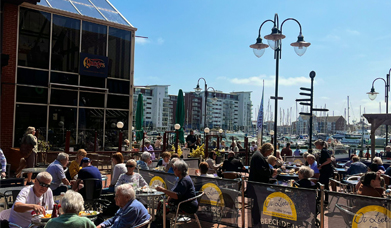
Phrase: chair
[
  {"left": 0, "top": 178, "right": 24, "bottom": 188},
  {"left": 336, "top": 204, "right": 356, "bottom": 228},
  {"left": 134, "top": 215, "right": 153, "bottom": 228},
  {"left": 222, "top": 172, "right": 240, "bottom": 180},
  {"left": 329, "top": 178, "right": 348, "bottom": 213},
  {"left": 4, "top": 190, "right": 21, "bottom": 209},
  {"left": 172, "top": 191, "right": 205, "bottom": 228},
  {"left": 6, "top": 164, "right": 11, "bottom": 178},
  {"left": 381, "top": 174, "right": 390, "bottom": 186},
  {"left": 83, "top": 178, "right": 104, "bottom": 211}
]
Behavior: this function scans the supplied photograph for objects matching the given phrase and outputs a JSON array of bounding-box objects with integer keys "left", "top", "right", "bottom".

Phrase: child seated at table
[
  {"left": 294, "top": 166, "right": 315, "bottom": 188},
  {"left": 267, "top": 156, "right": 278, "bottom": 178}
]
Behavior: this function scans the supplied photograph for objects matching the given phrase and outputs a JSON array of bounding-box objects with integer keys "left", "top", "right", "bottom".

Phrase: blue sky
[{"left": 112, "top": 0, "right": 391, "bottom": 125}]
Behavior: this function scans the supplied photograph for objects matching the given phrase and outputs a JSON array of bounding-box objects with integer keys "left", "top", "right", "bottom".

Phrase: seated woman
[
  {"left": 206, "top": 150, "right": 222, "bottom": 174},
  {"left": 106, "top": 152, "right": 127, "bottom": 193},
  {"left": 167, "top": 158, "right": 179, "bottom": 174},
  {"left": 294, "top": 166, "right": 315, "bottom": 188},
  {"left": 373, "top": 157, "right": 386, "bottom": 171},
  {"left": 68, "top": 149, "right": 87, "bottom": 180},
  {"left": 156, "top": 151, "right": 171, "bottom": 170},
  {"left": 197, "top": 162, "right": 215, "bottom": 178},
  {"left": 45, "top": 190, "right": 95, "bottom": 228},
  {"left": 115, "top": 159, "right": 147, "bottom": 189},
  {"left": 154, "top": 160, "right": 198, "bottom": 227},
  {"left": 275, "top": 150, "right": 284, "bottom": 166},
  {"left": 357, "top": 172, "right": 384, "bottom": 197},
  {"left": 267, "top": 155, "right": 278, "bottom": 178}
]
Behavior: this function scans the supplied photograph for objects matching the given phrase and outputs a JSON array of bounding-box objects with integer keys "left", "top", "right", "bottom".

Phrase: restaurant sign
[
  {"left": 79, "top": 53, "right": 108, "bottom": 78},
  {"left": 352, "top": 205, "right": 391, "bottom": 228}
]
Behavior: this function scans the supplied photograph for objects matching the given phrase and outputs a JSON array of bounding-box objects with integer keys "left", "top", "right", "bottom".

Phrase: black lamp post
[
  {"left": 367, "top": 69, "right": 390, "bottom": 150},
  {"left": 194, "top": 79, "right": 218, "bottom": 130},
  {"left": 250, "top": 13, "right": 310, "bottom": 153}
]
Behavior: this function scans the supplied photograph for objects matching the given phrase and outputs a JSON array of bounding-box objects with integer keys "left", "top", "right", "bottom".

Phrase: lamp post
[
  {"left": 117, "top": 121, "right": 124, "bottom": 152},
  {"left": 367, "top": 69, "right": 390, "bottom": 150},
  {"left": 204, "top": 127, "right": 210, "bottom": 158},
  {"left": 175, "top": 123, "right": 181, "bottom": 153},
  {"left": 218, "top": 128, "right": 223, "bottom": 149},
  {"left": 250, "top": 13, "right": 311, "bottom": 153},
  {"left": 195, "top": 79, "right": 218, "bottom": 130}
]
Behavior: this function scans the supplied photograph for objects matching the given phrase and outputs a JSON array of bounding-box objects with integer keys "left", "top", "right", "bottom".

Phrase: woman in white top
[
  {"left": 206, "top": 151, "right": 221, "bottom": 174},
  {"left": 197, "top": 162, "right": 215, "bottom": 178},
  {"left": 107, "top": 152, "right": 127, "bottom": 193},
  {"left": 115, "top": 159, "right": 147, "bottom": 189}
]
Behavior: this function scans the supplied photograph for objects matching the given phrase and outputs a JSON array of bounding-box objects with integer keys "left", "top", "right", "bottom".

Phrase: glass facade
[{"left": 14, "top": 7, "right": 133, "bottom": 151}]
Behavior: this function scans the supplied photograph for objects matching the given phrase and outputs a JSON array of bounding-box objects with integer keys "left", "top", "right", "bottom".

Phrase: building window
[
  {"left": 51, "top": 15, "right": 80, "bottom": 73},
  {"left": 107, "top": 79, "right": 130, "bottom": 94},
  {"left": 50, "top": 89, "right": 78, "bottom": 106},
  {"left": 108, "top": 27, "right": 131, "bottom": 79},
  {"left": 81, "top": 21, "right": 107, "bottom": 56},
  {"left": 107, "top": 95, "right": 129, "bottom": 109},
  {"left": 78, "top": 108, "right": 104, "bottom": 151},
  {"left": 17, "top": 68, "right": 48, "bottom": 86},
  {"left": 16, "top": 86, "right": 48, "bottom": 104},
  {"left": 18, "top": 8, "right": 51, "bottom": 69},
  {"left": 48, "top": 106, "right": 77, "bottom": 150},
  {"left": 14, "top": 104, "right": 47, "bottom": 147}
]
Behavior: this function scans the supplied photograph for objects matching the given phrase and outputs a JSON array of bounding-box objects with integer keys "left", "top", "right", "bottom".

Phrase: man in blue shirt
[
  {"left": 73, "top": 157, "right": 102, "bottom": 198},
  {"left": 137, "top": 152, "right": 151, "bottom": 170},
  {"left": 97, "top": 183, "right": 150, "bottom": 228},
  {"left": 46, "top": 152, "right": 70, "bottom": 195},
  {"left": 0, "top": 148, "right": 7, "bottom": 178},
  {"left": 307, "top": 154, "right": 320, "bottom": 178},
  {"left": 347, "top": 156, "right": 368, "bottom": 175}
]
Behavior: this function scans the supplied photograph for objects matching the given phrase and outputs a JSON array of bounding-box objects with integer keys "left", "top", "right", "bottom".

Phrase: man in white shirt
[{"left": 9, "top": 171, "right": 54, "bottom": 228}]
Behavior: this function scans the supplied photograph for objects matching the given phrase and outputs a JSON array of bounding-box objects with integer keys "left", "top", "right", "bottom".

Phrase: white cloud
[
  {"left": 135, "top": 37, "right": 149, "bottom": 45},
  {"left": 346, "top": 29, "right": 360, "bottom": 35},
  {"left": 229, "top": 74, "right": 311, "bottom": 87},
  {"left": 157, "top": 37, "right": 165, "bottom": 45}
]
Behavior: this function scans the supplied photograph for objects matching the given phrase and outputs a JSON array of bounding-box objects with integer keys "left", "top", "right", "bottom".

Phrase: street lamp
[
  {"left": 367, "top": 69, "right": 390, "bottom": 149},
  {"left": 194, "top": 78, "right": 217, "bottom": 130},
  {"left": 218, "top": 129, "right": 223, "bottom": 149},
  {"left": 174, "top": 123, "right": 181, "bottom": 153},
  {"left": 117, "top": 121, "right": 124, "bottom": 152},
  {"left": 250, "top": 13, "right": 310, "bottom": 153}
]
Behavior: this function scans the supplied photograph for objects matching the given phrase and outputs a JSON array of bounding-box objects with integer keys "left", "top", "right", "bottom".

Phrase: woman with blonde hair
[
  {"left": 373, "top": 157, "right": 386, "bottom": 171},
  {"left": 69, "top": 149, "right": 87, "bottom": 180}
]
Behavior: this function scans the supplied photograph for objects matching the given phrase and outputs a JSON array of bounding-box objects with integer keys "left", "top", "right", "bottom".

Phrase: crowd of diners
[
  {"left": 6, "top": 145, "right": 203, "bottom": 228},
  {"left": 5, "top": 126, "right": 391, "bottom": 227}
]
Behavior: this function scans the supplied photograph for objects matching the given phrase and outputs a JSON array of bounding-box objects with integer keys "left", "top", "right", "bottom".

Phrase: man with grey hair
[
  {"left": 46, "top": 152, "right": 70, "bottom": 195},
  {"left": 9, "top": 172, "right": 54, "bottom": 228},
  {"left": 45, "top": 190, "right": 95, "bottom": 227},
  {"left": 97, "top": 184, "right": 150, "bottom": 228},
  {"left": 137, "top": 152, "right": 152, "bottom": 170}
]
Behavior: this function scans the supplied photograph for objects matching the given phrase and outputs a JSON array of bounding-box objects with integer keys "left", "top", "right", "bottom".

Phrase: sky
[{"left": 112, "top": 0, "right": 391, "bottom": 125}]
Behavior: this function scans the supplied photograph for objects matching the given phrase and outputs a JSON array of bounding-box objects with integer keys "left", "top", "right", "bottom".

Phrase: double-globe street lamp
[
  {"left": 367, "top": 69, "right": 390, "bottom": 149},
  {"left": 194, "top": 78, "right": 218, "bottom": 130},
  {"left": 250, "top": 13, "right": 310, "bottom": 152}
]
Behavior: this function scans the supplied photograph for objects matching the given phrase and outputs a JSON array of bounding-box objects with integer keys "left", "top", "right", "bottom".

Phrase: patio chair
[
  {"left": 4, "top": 190, "right": 21, "bottom": 209},
  {"left": 171, "top": 191, "right": 205, "bottom": 228},
  {"left": 329, "top": 178, "right": 348, "bottom": 213},
  {"left": 336, "top": 204, "right": 355, "bottom": 228},
  {"left": 134, "top": 215, "right": 153, "bottom": 228},
  {"left": 83, "top": 178, "right": 110, "bottom": 212}
]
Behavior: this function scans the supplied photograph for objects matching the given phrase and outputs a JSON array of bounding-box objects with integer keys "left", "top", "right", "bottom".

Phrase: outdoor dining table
[
  {"left": 0, "top": 185, "right": 25, "bottom": 196},
  {"left": 136, "top": 190, "right": 165, "bottom": 221},
  {"left": 20, "top": 167, "right": 47, "bottom": 178},
  {"left": 277, "top": 174, "right": 299, "bottom": 180}
]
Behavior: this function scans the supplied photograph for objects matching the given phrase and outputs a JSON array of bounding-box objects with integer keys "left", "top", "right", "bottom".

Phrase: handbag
[{"left": 20, "top": 137, "right": 33, "bottom": 158}]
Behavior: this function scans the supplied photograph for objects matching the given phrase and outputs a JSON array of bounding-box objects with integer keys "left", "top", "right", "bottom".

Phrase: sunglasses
[
  {"left": 37, "top": 179, "right": 51, "bottom": 188},
  {"left": 126, "top": 165, "right": 135, "bottom": 168}
]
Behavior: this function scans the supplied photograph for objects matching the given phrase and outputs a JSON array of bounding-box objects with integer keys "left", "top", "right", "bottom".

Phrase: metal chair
[
  {"left": 0, "top": 178, "right": 24, "bottom": 187},
  {"left": 172, "top": 191, "right": 205, "bottom": 228},
  {"left": 4, "top": 190, "right": 21, "bottom": 209},
  {"left": 134, "top": 215, "right": 153, "bottom": 228},
  {"left": 336, "top": 204, "right": 355, "bottom": 228},
  {"left": 329, "top": 178, "right": 348, "bottom": 213},
  {"left": 83, "top": 178, "right": 110, "bottom": 212}
]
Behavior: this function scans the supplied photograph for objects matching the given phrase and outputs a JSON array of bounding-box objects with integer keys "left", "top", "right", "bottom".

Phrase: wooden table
[{"left": 21, "top": 167, "right": 47, "bottom": 177}]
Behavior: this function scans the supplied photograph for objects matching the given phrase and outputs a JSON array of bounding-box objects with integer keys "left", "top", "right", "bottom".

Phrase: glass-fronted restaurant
[{"left": 1, "top": 0, "right": 136, "bottom": 153}]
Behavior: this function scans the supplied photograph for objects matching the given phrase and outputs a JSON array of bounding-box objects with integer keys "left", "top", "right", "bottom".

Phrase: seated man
[
  {"left": 46, "top": 152, "right": 70, "bottom": 195},
  {"left": 97, "top": 184, "right": 150, "bottom": 228},
  {"left": 137, "top": 152, "right": 152, "bottom": 170},
  {"left": 222, "top": 151, "right": 246, "bottom": 172},
  {"left": 347, "top": 156, "right": 368, "bottom": 175},
  {"left": 306, "top": 154, "right": 320, "bottom": 178},
  {"left": 73, "top": 157, "right": 102, "bottom": 198},
  {"left": 9, "top": 172, "right": 54, "bottom": 228}
]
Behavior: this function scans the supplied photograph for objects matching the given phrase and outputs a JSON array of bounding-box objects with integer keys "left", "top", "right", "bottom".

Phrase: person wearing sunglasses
[
  {"left": 115, "top": 159, "right": 147, "bottom": 190},
  {"left": 9, "top": 171, "right": 54, "bottom": 228}
]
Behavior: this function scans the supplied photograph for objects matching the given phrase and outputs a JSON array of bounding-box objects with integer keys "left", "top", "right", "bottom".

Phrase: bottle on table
[{"left": 51, "top": 204, "right": 58, "bottom": 218}]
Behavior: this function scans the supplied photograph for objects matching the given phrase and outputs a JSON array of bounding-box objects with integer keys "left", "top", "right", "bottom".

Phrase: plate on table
[
  {"left": 79, "top": 211, "right": 99, "bottom": 218},
  {"left": 38, "top": 210, "right": 52, "bottom": 222}
]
